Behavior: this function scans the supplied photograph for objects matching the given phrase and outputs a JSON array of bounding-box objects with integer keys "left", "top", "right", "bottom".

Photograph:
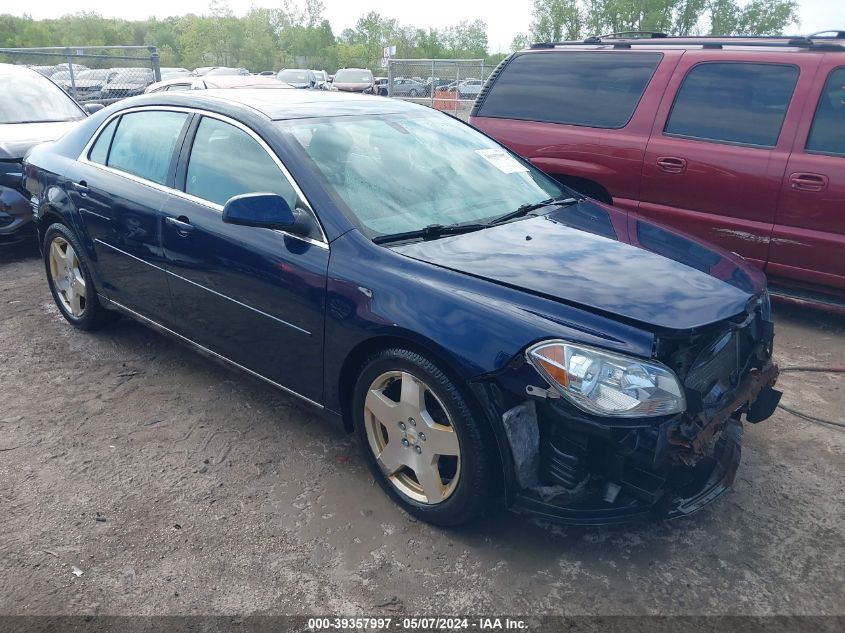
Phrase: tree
[
  {"left": 510, "top": 33, "right": 532, "bottom": 51},
  {"left": 525, "top": 0, "right": 799, "bottom": 41},
  {"left": 530, "top": 0, "right": 583, "bottom": 42},
  {"left": 441, "top": 20, "right": 489, "bottom": 57}
]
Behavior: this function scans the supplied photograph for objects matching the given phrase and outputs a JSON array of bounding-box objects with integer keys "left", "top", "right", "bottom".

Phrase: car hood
[
  {"left": 0, "top": 121, "right": 81, "bottom": 160},
  {"left": 391, "top": 202, "right": 765, "bottom": 331}
]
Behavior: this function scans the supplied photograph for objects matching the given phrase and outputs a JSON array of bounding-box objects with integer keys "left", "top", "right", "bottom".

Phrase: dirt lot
[{"left": 1, "top": 243, "right": 843, "bottom": 618}]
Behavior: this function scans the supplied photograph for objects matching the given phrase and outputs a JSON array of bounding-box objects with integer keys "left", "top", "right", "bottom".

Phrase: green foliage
[
  {"left": 515, "top": 0, "right": 799, "bottom": 48},
  {"left": 0, "top": 1, "right": 504, "bottom": 74}
]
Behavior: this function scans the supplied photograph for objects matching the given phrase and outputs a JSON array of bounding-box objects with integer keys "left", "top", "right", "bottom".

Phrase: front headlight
[{"left": 526, "top": 341, "right": 686, "bottom": 418}]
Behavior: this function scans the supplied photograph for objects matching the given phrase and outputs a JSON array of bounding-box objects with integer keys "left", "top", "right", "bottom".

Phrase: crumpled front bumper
[
  {"left": 494, "top": 361, "right": 780, "bottom": 526},
  {"left": 508, "top": 416, "right": 745, "bottom": 525},
  {"left": 0, "top": 185, "right": 35, "bottom": 245}
]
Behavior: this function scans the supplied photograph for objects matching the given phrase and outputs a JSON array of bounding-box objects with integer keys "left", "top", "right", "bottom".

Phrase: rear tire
[
  {"left": 43, "top": 222, "right": 117, "bottom": 330},
  {"left": 352, "top": 347, "right": 492, "bottom": 526}
]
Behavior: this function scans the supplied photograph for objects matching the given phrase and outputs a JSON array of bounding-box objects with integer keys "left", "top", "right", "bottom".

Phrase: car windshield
[
  {"left": 0, "top": 71, "right": 84, "bottom": 124},
  {"left": 334, "top": 70, "right": 372, "bottom": 84},
  {"left": 278, "top": 70, "right": 309, "bottom": 82},
  {"left": 282, "top": 112, "right": 563, "bottom": 237}
]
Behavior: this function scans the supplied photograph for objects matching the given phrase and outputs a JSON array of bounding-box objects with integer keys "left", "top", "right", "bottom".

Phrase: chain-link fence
[
  {"left": 0, "top": 46, "right": 161, "bottom": 104},
  {"left": 385, "top": 59, "right": 492, "bottom": 120}
]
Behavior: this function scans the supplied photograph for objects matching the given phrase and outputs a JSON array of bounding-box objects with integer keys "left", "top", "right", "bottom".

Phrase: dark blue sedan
[{"left": 23, "top": 90, "right": 781, "bottom": 526}]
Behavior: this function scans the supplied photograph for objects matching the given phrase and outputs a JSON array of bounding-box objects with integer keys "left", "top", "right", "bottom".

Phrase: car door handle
[
  {"left": 656, "top": 157, "right": 687, "bottom": 173},
  {"left": 165, "top": 215, "right": 194, "bottom": 236},
  {"left": 70, "top": 180, "right": 89, "bottom": 196},
  {"left": 789, "top": 172, "right": 828, "bottom": 192}
]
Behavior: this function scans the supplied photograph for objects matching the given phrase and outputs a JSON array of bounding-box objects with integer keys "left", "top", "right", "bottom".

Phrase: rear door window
[
  {"left": 475, "top": 51, "right": 662, "bottom": 129},
  {"left": 88, "top": 117, "right": 119, "bottom": 165},
  {"left": 806, "top": 67, "right": 845, "bottom": 156},
  {"left": 665, "top": 62, "right": 799, "bottom": 147},
  {"left": 107, "top": 110, "right": 189, "bottom": 185}
]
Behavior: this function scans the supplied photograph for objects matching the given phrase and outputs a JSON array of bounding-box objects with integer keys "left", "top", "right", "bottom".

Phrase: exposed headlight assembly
[{"left": 526, "top": 341, "right": 686, "bottom": 418}]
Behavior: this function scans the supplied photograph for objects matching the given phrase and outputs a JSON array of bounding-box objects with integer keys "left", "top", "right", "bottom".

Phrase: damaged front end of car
[{"left": 473, "top": 295, "right": 781, "bottom": 525}]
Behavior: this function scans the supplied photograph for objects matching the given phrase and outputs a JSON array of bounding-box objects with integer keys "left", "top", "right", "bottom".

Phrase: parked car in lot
[
  {"left": 53, "top": 68, "right": 119, "bottom": 100},
  {"left": 472, "top": 34, "right": 845, "bottom": 311},
  {"left": 159, "top": 67, "right": 192, "bottom": 80},
  {"left": 0, "top": 64, "right": 87, "bottom": 245},
  {"left": 312, "top": 70, "right": 330, "bottom": 89},
  {"left": 145, "top": 75, "right": 291, "bottom": 93},
  {"left": 276, "top": 68, "right": 318, "bottom": 89},
  {"left": 332, "top": 68, "right": 374, "bottom": 93},
  {"left": 374, "top": 77, "right": 389, "bottom": 96},
  {"left": 205, "top": 67, "right": 250, "bottom": 77},
  {"left": 391, "top": 78, "right": 426, "bottom": 97},
  {"left": 99, "top": 67, "right": 155, "bottom": 100},
  {"left": 447, "top": 78, "right": 483, "bottom": 99},
  {"left": 24, "top": 89, "right": 780, "bottom": 526}
]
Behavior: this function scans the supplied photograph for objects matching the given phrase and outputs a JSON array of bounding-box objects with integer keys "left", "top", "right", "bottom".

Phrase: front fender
[{"left": 322, "top": 230, "right": 654, "bottom": 413}]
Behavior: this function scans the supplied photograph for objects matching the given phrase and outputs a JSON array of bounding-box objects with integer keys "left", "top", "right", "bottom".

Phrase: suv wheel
[
  {"left": 44, "top": 223, "right": 117, "bottom": 330},
  {"left": 352, "top": 348, "right": 492, "bottom": 526}
]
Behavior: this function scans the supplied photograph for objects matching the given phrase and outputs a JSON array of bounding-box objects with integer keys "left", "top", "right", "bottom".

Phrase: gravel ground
[{"left": 1, "top": 243, "right": 843, "bottom": 617}]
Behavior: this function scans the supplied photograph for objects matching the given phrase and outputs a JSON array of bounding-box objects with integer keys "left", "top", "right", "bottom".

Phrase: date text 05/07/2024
[{"left": 307, "top": 617, "right": 528, "bottom": 630}]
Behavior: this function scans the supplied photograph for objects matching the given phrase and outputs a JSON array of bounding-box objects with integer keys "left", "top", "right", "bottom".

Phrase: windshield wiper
[
  {"left": 373, "top": 222, "right": 487, "bottom": 245},
  {"left": 488, "top": 196, "right": 578, "bottom": 226}
]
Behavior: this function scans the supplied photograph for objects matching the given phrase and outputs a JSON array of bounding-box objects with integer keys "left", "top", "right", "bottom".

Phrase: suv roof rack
[
  {"left": 808, "top": 30, "right": 845, "bottom": 39},
  {"left": 528, "top": 34, "right": 844, "bottom": 52},
  {"left": 596, "top": 31, "right": 668, "bottom": 39}
]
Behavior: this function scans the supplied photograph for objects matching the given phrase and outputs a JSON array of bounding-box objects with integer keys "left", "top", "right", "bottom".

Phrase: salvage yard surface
[{"left": 1, "top": 244, "right": 843, "bottom": 616}]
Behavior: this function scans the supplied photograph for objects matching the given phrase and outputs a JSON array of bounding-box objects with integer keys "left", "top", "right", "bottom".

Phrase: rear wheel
[
  {"left": 353, "top": 347, "right": 492, "bottom": 526},
  {"left": 43, "top": 223, "right": 116, "bottom": 330}
]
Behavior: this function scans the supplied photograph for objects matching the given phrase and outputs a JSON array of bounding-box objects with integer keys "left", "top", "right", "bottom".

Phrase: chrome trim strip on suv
[
  {"left": 107, "top": 298, "right": 324, "bottom": 410},
  {"left": 95, "top": 239, "right": 311, "bottom": 336},
  {"left": 77, "top": 105, "right": 329, "bottom": 249}
]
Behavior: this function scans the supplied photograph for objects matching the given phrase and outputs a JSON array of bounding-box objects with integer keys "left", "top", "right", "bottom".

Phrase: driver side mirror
[
  {"left": 83, "top": 103, "right": 104, "bottom": 114},
  {"left": 222, "top": 193, "right": 313, "bottom": 236}
]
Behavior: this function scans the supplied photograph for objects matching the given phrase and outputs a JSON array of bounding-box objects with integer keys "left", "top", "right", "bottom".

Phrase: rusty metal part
[{"left": 668, "top": 362, "right": 779, "bottom": 464}]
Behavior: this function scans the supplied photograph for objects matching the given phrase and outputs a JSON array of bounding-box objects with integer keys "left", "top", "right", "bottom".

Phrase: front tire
[
  {"left": 352, "top": 347, "right": 492, "bottom": 526},
  {"left": 43, "top": 223, "right": 117, "bottom": 330}
]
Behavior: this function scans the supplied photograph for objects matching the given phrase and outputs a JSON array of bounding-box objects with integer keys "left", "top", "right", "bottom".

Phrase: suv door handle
[
  {"left": 70, "top": 180, "right": 89, "bottom": 196},
  {"left": 789, "top": 172, "right": 828, "bottom": 192},
  {"left": 165, "top": 215, "right": 194, "bottom": 236},
  {"left": 656, "top": 157, "right": 687, "bottom": 173}
]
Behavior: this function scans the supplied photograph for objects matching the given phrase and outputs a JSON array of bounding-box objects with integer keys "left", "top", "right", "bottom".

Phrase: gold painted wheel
[
  {"left": 363, "top": 370, "right": 461, "bottom": 505},
  {"left": 48, "top": 236, "right": 87, "bottom": 318}
]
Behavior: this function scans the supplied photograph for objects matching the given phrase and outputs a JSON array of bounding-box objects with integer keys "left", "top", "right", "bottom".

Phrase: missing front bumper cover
[{"left": 500, "top": 362, "right": 778, "bottom": 525}]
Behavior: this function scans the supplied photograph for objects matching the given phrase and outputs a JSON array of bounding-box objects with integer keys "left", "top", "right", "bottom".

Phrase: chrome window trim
[
  {"left": 94, "top": 239, "right": 312, "bottom": 336},
  {"left": 78, "top": 104, "right": 329, "bottom": 249},
  {"left": 107, "top": 298, "right": 324, "bottom": 410}
]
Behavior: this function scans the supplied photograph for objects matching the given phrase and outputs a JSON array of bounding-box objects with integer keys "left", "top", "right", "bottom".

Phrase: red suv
[{"left": 471, "top": 33, "right": 845, "bottom": 311}]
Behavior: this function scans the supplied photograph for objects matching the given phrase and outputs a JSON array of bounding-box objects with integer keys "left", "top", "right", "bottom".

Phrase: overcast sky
[{"left": 6, "top": 0, "right": 841, "bottom": 53}]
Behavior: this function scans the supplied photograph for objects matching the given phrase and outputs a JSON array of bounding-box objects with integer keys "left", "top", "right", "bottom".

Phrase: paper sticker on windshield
[{"left": 475, "top": 148, "right": 529, "bottom": 174}]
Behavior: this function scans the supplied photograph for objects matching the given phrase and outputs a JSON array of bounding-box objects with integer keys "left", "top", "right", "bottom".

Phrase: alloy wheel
[
  {"left": 49, "top": 236, "right": 87, "bottom": 318},
  {"left": 363, "top": 370, "right": 461, "bottom": 504}
]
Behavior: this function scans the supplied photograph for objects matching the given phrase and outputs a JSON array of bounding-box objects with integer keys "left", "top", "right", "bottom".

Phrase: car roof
[
  {"left": 0, "top": 63, "right": 45, "bottom": 77},
  {"left": 123, "top": 88, "right": 422, "bottom": 120},
  {"left": 147, "top": 75, "right": 290, "bottom": 91}
]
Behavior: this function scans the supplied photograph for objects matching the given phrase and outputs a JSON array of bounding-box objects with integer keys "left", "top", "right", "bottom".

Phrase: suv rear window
[
  {"left": 475, "top": 51, "right": 662, "bottom": 129},
  {"left": 665, "top": 62, "right": 799, "bottom": 147}
]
